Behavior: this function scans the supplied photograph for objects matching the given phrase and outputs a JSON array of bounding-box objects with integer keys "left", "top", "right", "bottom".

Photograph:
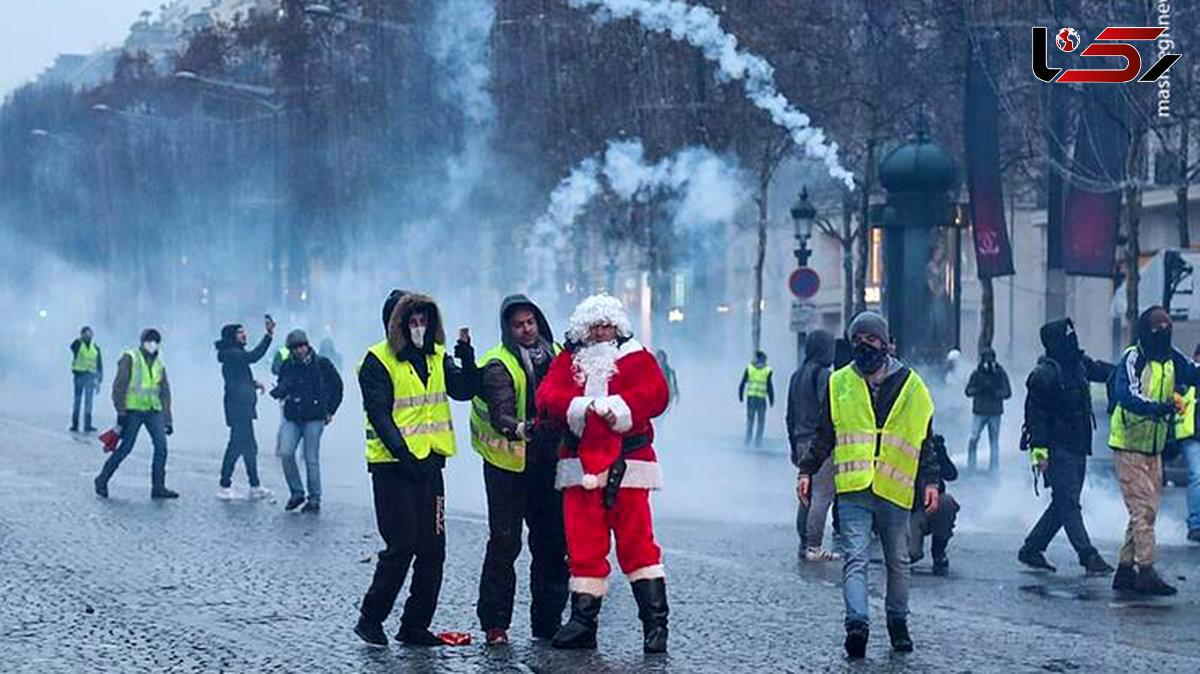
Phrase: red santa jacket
[{"left": 536, "top": 338, "right": 669, "bottom": 490}]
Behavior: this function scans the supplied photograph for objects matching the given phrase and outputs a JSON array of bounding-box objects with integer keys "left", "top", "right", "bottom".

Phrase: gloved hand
[
  {"left": 165, "top": 424, "right": 174, "bottom": 436},
  {"left": 1153, "top": 402, "right": 1177, "bottom": 418},
  {"left": 454, "top": 340, "right": 475, "bottom": 365},
  {"left": 1030, "top": 447, "right": 1049, "bottom": 471}
]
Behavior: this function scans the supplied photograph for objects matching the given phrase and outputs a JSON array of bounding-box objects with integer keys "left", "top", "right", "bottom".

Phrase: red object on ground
[
  {"left": 99, "top": 428, "right": 120, "bottom": 453},
  {"left": 437, "top": 632, "right": 471, "bottom": 646}
]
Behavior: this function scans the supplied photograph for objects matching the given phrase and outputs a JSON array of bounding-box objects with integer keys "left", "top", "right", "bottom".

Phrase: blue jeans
[
  {"left": 838, "top": 490, "right": 911, "bottom": 629},
  {"left": 967, "top": 414, "right": 1001, "bottom": 471},
  {"left": 98, "top": 411, "right": 169, "bottom": 489},
  {"left": 1182, "top": 439, "right": 1200, "bottom": 532},
  {"left": 278, "top": 420, "right": 324, "bottom": 503},
  {"left": 72, "top": 372, "right": 98, "bottom": 429}
]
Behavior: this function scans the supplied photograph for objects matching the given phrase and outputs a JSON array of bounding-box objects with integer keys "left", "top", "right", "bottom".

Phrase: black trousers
[
  {"left": 219, "top": 418, "right": 260, "bottom": 488},
  {"left": 476, "top": 459, "right": 569, "bottom": 633},
  {"left": 745, "top": 398, "right": 767, "bottom": 445},
  {"left": 1023, "top": 450, "right": 1097, "bottom": 561},
  {"left": 910, "top": 492, "right": 960, "bottom": 561},
  {"left": 360, "top": 469, "right": 446, "bottom": 629}
]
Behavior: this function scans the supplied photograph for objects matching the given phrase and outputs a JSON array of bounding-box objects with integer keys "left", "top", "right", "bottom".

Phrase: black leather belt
[{"left": 564, "top": 432, "right": 650, "bottom": 454}]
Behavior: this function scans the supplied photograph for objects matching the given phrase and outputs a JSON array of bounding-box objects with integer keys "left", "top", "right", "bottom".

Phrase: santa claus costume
[{"left": 536, "top": 294, "right": 670, "bottom": 653}]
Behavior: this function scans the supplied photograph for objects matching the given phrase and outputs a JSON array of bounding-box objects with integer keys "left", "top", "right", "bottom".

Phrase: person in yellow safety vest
[
  {"left": 797, "top": 311, "right": 940, "bottom": 659},
  {"left": 354, "top": 290, "right": 480, "bottom": 648},
  {"left": 739, "top": 350, "right": 774, "bottom": 446},
  {"left": 1109, "top": 306, "right": 1200, "bottom": 596},
  {"left": 471, "top": 294, "right": 568, "bottom": 646},
  {"left": 94, "top": 328, "right": 176, "bottom": 499},
  {"left": 1176, "top": 343, "right": 1200, "bottom": 544},
  {"left": 69, "top": 325, "right": 104, "bottom": 432}
]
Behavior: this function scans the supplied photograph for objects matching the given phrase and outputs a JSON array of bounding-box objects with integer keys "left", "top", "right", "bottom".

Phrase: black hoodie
[
  {"left": 786, "top": 330, "right": 835, "bottom": 467},
  {"left": 479, "top": 295, "right": 556, "bottom": 442},
  {"left": 215, "top": 324, "right": 272, "bottom": 425},
  {"left": 1024, "top": 318, "right": 1112, "bottom": 455}
]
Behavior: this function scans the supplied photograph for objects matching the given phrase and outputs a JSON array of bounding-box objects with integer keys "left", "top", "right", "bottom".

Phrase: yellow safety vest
[
  {"left": 362, "top": 341, "right": 456, "bottom": 464},
  {"left": 1175, "top": 387, "right": 1196, "bottom": 441},
  {"left": 470, "top": 343, "right": 561, "bottom": 473},
  {"left": 745, "top": 364, "right": 772, "bottom": 399},
  {"left": 73, "top": 342, "right": 99, "bottom": 373},
  {"left": 1110, "top": 346, "right": 1175, "bottom": 454},
  {"left": 124, "top": 349, "right": 164, "bottom": 412},
  {"left": 829, "top": 365, "right": 934, "bottom": 510}
]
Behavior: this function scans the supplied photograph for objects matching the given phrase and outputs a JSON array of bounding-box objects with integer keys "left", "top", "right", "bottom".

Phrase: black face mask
[
  {"left": 1143, "top": 328, "right": 1173, "bottom": 361},
  {"left": 853, "top": 342, "right": 888, "bottom": 375}
]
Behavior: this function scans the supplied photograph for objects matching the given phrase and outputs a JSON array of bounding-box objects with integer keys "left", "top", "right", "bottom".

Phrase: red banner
[
  {"left": 965, "top": 39, "right": 1014, "bottom": 278},
  {"left": 1063, "top": 89, "right": 1125, "bottom": 277}
]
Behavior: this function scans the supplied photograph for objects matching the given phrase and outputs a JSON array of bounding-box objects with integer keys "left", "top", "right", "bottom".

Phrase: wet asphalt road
[{"left": 2, "top": 396, "right": 1200, "bottom": 673}]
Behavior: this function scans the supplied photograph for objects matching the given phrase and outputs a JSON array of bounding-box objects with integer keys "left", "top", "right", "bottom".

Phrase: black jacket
[
  {"left": 359, "top": 292, "right": 479, "bottom": 476},
  {"left": 1025, "top": 319, "right": 1113, "bottom": 455},
  {"left": 965, "top": 363, "right": 1012, "bottom": 416},
  {"left": 786, "top": 330, "right": 834, "bottom": 467},
  {"left": 216, "top": 333, "right": 272, "bottom": 425},
  {"left": 272, "top": 354, "right": 343, "bottom": 423}
]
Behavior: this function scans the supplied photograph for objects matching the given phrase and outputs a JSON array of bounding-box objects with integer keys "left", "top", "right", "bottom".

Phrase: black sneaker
[
  {"left": 69, "top": 425, "right": 79, "bottom": 433},
  {"left": 94, "top": 476, "right": 108, "bottom": 499},
  {"left": 844, "top": 621, "right": 869, "bottom": 659},
  {"left": 1018, "top": 548, "right": 1056, "bottom": 572},
  {"left": 396, "top": 626, "right": 445, "bottom": 647},
  {"left": 1112, "top": 564, "right": 1137, "bottom": 592},
  {"left": 1081, "top": 552, "right": 1114, "bottom": 575},
  {"left": 301, "top": 501, "right": 321, "bottom": 514},
  {"left": 887, "top": 618, "right": 913, "bottom": 653},
  {"left": 285, "top": 495, "right": 305, "bottom": 511},
  {"left": 84, "top": 426, "right": 98, "bottom": 433},
  {"left": 354, "top": 617, "right": 388, "bottom": 646},
  {"left": 932, "top": 558, "right": 949, "bottom": 576},
  {"left": 151, "top": 487, "right": 179, "bottom": 499},
  {"left": 1134, "top": 565, "right": 1178, "bottom": 596}
]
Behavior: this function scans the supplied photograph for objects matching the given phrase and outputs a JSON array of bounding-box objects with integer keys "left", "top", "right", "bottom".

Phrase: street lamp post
[{"left": 790, "top": 187, "right": 816, "bottom": 368}]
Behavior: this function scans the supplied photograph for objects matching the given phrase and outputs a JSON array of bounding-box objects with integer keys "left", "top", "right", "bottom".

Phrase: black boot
[
  {"left": 844, "top": 621, "right": 869, "bottom": 659},
  {"left": 354, "top": 616, "right": 388, "bottom": 646},
  {"left": 1134, "top": 565, "right": 1178, "bottom": 596},
  {"left": 1017, "top": 547, "right": 1056, "bottom": 572},
  {"left": 151, "top": 487, "right": 179, "bottom": 499},
  {"left": 395, "top": 625, "right": 445, "bottom": 647},
  {"left": 551, "top": 593, "right": 602, "bottom": 650},
  {"left": 1112, "top": 564, "right": 1137, "bottom": 592},
  {"left": 93, "top": 475, "right": 108, "bottom": 499},
  {"left": 1080, "top": 549, "right": 1114, "bottom": 575},
  {"left": 631, "top": 578, "right": 669, "bottom": 654},
  {"left": 887, "top": 618, "right": 913, "bottom": 653}
]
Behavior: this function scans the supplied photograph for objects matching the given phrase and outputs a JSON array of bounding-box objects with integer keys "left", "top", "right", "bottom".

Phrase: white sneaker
[
  {"left": 248, "top": 486, "right": 273, "bottom": 500},
  {"left": 216, "top": 486, "right": 238, "bottom": 501}
]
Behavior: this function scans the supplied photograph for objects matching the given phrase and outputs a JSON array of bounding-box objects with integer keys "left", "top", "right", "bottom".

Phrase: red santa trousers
[{"left": 563, "top": 485, "right": 663, "bottom": 596}]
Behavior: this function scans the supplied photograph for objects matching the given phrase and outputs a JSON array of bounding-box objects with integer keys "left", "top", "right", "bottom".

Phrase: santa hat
[{"left": 567, "top": 294, "right": 633, "bottom": 343}]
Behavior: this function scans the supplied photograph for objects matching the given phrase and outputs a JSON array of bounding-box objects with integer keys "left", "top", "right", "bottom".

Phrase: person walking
[
  {"left": 94, "top": 328, "right": 176, "bottom": 499},
  {"left": 1018, "top": 318, "right": 1114, "bottom": 575},
  {"left": 739, "top": 351, "right": 773, "bottom": 446},
  {"left": 471, "top": 295, "right": 568, "bottom": 645},
  {"left": 354, "top": 290, "right": 479, "bottom": 647},
  {"left": 655, "top": 349, "right": 680, "bottom": 409},
  {"left": 964, "top": 347, "right": 1011, "bottom": 473},
  {"left": 215, "top": 317, "right": 275, "bottom": 500},
  {"left": 798, "top": 311, "right": 940, "bottom": 658},
  {"left": 1108, "top": 306, "right": 1200, "bottom": 596},
  {"left": 1175, "top": 343, "right": 1200, "bottom": 543},
  {"left": 786, "top": 329, "right": 839, "bottom": 561},
  {"left": 70, "top": 326, "right": 103, "bottom": 433},
  {"left": 271, "top": 328, "right": 343, "bottom": 513},
  {"left": 537, "top": 294, "right": 671, "bottom": 654}
]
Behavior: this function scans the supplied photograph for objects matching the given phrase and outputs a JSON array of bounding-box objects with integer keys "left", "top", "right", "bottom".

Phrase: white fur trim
[
  {"left": 556, "top": 459, "right": 662, "bottom": 490},
  {"left": 605, "top": 395, "right": 633, "bottom": 433},
  {"left": 616, "top": 338, "right": 644, "bottom": 359},
  {"left": 628, "top": 564, "right": 665, "bottom": 583},
  {"left": 569, "top": 576, "right": 608, "bottom": 597},
  {"left": 567, "top": 396, "right": 593, "bottom": 437}
]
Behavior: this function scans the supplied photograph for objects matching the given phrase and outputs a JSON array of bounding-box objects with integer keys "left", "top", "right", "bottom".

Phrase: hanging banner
[
  {"left": 1064, "top": 89, "right": 1126, "bottom": 277},
  {"left": 965, "top": 38, "right": 1015, "bottom": 279}
]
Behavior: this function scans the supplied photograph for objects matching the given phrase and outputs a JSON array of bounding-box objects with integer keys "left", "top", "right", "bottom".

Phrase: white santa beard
[{"left": 573, "top": 342, "right": 619, "bottom": 397}]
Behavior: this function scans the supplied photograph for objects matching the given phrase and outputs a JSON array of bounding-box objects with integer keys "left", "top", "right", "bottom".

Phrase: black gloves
[
  {"left": 165, "top": 424, "right": 174, "bottom": 436},
  {"left": 454, "top": 340, "right": 475, "bottom": 365}
]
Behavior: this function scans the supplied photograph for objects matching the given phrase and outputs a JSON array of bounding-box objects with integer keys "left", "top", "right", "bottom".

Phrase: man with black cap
[
  {"left": 470, "top": 295, "right": 568, "bottom": 645},
  {"left": 95, "top": 328, "right": 176, "bottom": 499},
  {"left": 798, "top": 311, "right": 940, "bottom": 658},
  {"left": 354, "top": 290, "right": 479, "bottom": 647},
  {"left": 214, "top": 317, "right": 275, "bottom": 501},
  {"left": 1108, "top": 306, "right": 1200, "bottom": 595},
  {"left": 1018, "top": 318, "right": 1114, "bottom": 575}
]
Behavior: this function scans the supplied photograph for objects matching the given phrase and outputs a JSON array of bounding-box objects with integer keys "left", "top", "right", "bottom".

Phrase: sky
[{"left": 0, "top": 0, "right": 153, "bottom": 96}]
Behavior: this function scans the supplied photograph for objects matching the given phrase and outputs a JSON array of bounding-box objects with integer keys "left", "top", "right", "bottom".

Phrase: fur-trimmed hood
[{"left": 385, "top": 292, "right": 445, "bottom": 356}]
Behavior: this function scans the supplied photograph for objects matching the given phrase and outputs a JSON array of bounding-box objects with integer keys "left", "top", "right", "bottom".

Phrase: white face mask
[
  {"left": 410, "top": 326, "right": 426, "bottom": 347},
  {"left": 142, "top": 341, "right": 159, "bottom": 355}
]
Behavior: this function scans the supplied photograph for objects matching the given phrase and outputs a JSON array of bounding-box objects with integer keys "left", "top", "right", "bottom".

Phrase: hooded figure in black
[
  {"left": 215, "top": 319, "right": 274, "bottom": 495},
  {"left": 1018, "top": 318, "right": 1114, "bottom": 574},
  {"left": 473, "top": 294, "right": 569, "bottom": 644},
  {"left": 787, "top": 330, "right": 837, "bottom": 554},
  {"left": 355, "top": 290, "right": 479, "bottom": 647}
]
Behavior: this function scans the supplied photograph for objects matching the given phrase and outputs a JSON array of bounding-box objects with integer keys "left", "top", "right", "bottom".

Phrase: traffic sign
[{"left": 789, "top": 267, "right": 821, "bottom": 299}]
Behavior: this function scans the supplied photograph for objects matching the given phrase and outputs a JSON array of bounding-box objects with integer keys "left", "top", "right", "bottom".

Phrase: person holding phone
[{"left": 214, "top": 315, "right": 275, "bottom": 501}]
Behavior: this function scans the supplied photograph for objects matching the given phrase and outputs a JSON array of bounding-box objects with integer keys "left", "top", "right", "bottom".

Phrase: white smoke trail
[{"left": 568, "top": 0, "right": 855, "bottom": 189}]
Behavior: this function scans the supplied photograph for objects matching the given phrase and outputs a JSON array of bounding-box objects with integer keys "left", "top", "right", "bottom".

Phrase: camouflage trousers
[{"left": 1114, "top": 450, "right": 1164, "bottom": 567}]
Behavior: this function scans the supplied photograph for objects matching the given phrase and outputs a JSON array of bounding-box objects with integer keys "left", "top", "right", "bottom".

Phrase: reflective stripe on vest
[
  {"left": 469, "top": 343, "right": 562, "bottom": 472},
  {"left": 829, "top": 365, "right": 934, "bottom": 510},
  {"left": 1176, "top": 386, "right": 1196, "bottom": 441},
  {"left": 124, "top": 349, "right": 164, "bottom": 412},
  {"left": 73, "top": 342, "right": 99, "bottom": 373},
  {"left": 361, "top": 341, "right": 456, "bottom": 463},
  {"left": 1109, "top": 346, "right": 1175, "bottom": 455},
  {"left": 745, "top": 364, "right": 771, "bottom": 399}
]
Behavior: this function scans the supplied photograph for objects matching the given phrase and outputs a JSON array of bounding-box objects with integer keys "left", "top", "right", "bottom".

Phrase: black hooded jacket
[
  {"left": 1025, "top": 318, "right": 1113, "bottom": 455},
  {"left": 786, "top": 330, "right": 835, "bottom": 467},
  {"left": 215, "top": 324, "right": 272, "bottom": 425},
  {"left": 358, "top": 291, "right": 479, "bottom": 476}
]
